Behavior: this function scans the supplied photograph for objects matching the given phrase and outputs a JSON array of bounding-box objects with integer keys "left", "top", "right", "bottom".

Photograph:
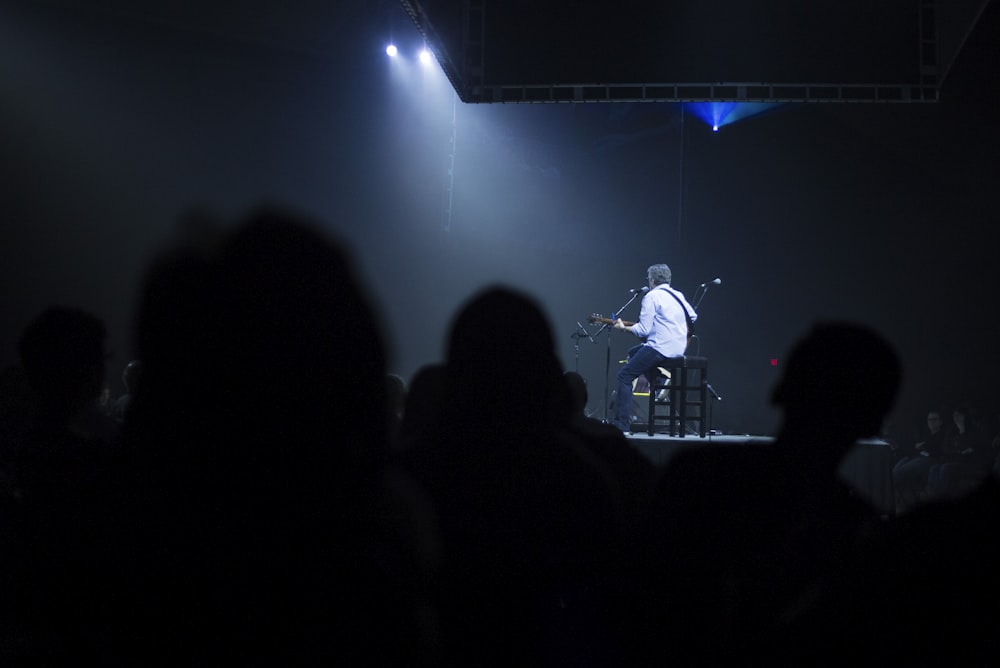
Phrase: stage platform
[
  {"left": 623, "top": 432, "right": 774, "bottom": 465},
  {"left": 622, "top": 432, "right": 896, "bottom": 516}
]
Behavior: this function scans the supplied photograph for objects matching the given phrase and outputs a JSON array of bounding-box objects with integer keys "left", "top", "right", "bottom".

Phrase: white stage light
[{"left": 386, "top": 44, "right": 398, "bottom": 57}]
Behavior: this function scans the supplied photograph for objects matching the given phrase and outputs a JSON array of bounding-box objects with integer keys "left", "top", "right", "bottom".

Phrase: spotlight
[
  {"left": 418, "top": 48, "right": 432, "bottom": 64},
  {"left": 386, "top": 44, "right": 398, "bottom": 57},
  {"left": 689, "top": 101, "right": 784, "bottom": 131}
]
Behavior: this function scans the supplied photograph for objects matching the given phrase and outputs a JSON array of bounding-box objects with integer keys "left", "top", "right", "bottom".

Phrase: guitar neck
[{"left": 590, "top": 315, "right": 635, "bottom": 327}]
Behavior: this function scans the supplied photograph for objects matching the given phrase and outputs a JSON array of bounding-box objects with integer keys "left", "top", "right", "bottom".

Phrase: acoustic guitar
[{"left": 588, "top": 313, "right": 694, "bottom": 346}]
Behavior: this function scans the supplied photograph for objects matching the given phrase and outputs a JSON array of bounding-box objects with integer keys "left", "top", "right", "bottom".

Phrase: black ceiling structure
[{"left": 400, "top": 0, "right": 992, "bottom": 103}]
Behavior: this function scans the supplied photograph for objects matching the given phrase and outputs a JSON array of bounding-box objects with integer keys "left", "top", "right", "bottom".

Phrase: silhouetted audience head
[
  {"left": 17, "top": 306, "right": 108, "bottom": 418},
  {"left": 109, "top": 359, "right": 143, "bottom": 424},
  {"left": 102, "top": 205, "right": 436, "bottom": 664},
  {"left": 385, "top": 372, "right": 407, "bottom": 446},
  {"left": 444, "top": 285, "right": 565, "bottom": 427},
  {"left": 404, "top": 287, "right": 627, "bottom": 666},
  {"left": 771, "top": 321, "right": 902, "bottom": 443},
  {"left": 386, "top": 373, "right": 407, "bottom": 416},
  {"left": 396, "top": 362, "right": 445, "bottom": 450},
  {"left": 121, "top": 359, "right": 143, "bottom": 394},
  {"left": 131, "top": 204, "right": 390, "bottom": 469},
  {"left": 563, "top": 371, "right": 589, "bottom": 416}
]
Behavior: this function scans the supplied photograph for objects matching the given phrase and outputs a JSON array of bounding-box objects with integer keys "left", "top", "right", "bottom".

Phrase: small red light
[{"left": 770, "top": 358, "right": 778, "bottom": 366}]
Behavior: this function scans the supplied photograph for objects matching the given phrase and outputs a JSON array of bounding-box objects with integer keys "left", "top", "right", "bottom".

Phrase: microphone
[
  {"left": 629, "top": 286, "right": 650, "bottom": 293},
  {"left": 699, "top": 278, "right": 722, "bottom": 288},
  {"left": 707, "top": 383, "right": 722, "bottom": 401}
]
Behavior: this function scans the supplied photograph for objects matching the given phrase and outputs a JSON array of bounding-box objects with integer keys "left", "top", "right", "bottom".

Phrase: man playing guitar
[{"left": 607, "top": 263, "right": 697, "bottom": 434}]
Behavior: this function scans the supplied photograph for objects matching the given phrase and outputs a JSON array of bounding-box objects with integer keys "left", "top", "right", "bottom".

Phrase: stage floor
[{"left": 623, "top": 432, "right": 773, "bottom": 469}]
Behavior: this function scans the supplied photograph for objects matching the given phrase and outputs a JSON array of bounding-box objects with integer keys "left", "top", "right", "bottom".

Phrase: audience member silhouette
[
  {"left": 384, "top": 372, "right": 407, "bottom": 449},
  {"left": 110, "top": 359, "right": 143, "bottom": 424},
  {"left": 399, "top": 286, "right": 627, "bottom": 666},
  {"left": 561, "top": 370, "right": 657, "bottom": 529},
  {"left": 98, "top": 383, "right": 114, "bottom": 417},
  {"left": 394, "top": 362, "right": 446, "bottom": 452},
  {"left": 23, "top": 207, "right": 442, "bottom": 665},
  {"left": 892, "top": 408, "right": 947, "bottom": 513},
  {"left": 0, "top": 363, "right": 35, "bottom": 467},
  {"left": 14, "top": 306, "right": 119, "bottom": 447},
  {"left": 1, "top": 306, "right": 121, "bottom": 662},
  {"left": 991, "top": 406, "right": 1000, "bottom": 476},
  {"left": 632, "top": 321, "right": 903, "bottom": 665}
]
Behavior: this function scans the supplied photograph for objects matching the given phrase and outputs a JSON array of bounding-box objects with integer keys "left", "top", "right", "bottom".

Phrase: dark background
[{"left": 2, "top": 0, "right": 998, "bottom": 439}]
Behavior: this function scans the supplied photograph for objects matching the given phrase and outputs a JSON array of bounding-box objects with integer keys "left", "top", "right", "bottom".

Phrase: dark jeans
[
  {"left": 612, "top": 344, "right": 667, "bottom": 432},
  {"left": 927, "top": 460, "right": 990, "bottom": 499},
  {"left": 892, "top": 455, "right": 935, "bottom": 509}
]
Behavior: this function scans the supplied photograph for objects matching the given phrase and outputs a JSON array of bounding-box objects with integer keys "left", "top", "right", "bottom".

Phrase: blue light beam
[{"left": 686, "top": 101, "right": 786, "bottom": 131}]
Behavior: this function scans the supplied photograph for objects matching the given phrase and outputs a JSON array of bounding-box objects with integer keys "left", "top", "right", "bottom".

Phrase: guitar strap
[{"left": 659, "top": 286, "right": 696, "bottom": 337}]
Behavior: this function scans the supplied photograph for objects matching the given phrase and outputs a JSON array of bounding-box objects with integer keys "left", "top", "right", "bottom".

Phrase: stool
[{"left": 647, "top": 356, "right": 709, "bottom": 437}]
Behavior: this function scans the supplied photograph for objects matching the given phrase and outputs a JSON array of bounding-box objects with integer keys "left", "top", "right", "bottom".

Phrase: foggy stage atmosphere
[
  {"left": 5, "top": 1, "right": 1000, "bottom": 665},
  {"left": 2, "top": 0, "right": 999, "bottom": 440}
]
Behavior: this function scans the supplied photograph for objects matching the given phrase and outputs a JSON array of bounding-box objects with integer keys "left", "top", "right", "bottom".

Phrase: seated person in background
[
  {"left": 926, "top": 403, "right": 993, "bottom": 500},
  {"left": 892, "top": 409, "right": 946, "bottom": 513}
]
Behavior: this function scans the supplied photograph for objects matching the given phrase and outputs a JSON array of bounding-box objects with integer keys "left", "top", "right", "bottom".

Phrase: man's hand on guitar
[{"left": 614, "top": 318, "right": 627, "bottom": 331}]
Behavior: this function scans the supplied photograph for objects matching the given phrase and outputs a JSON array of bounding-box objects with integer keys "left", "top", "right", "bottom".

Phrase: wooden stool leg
[
  {"left": 699, "top": 368, "right": 708, "bottom": 437},
  {"left": 647, "top": 385, "right": 655, "bottom": 437},
  {"left": 669, "top": 382, "right": 680, "bottom": 436},
  {"left": 679, "top": 366, "right": 688, "bottom": 438}
]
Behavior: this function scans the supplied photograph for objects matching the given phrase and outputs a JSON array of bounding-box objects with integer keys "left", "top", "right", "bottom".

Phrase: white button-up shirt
[{"left": 629, "top": 283, "right": 697, "bottom": 357}]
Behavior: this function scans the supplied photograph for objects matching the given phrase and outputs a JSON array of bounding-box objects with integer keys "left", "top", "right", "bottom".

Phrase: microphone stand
[
  {"left": 692, "top": 282, "right": 712, "bottom": 312},
  {"left": 690, "top": 280, "right": 723, "bottom": 433},
  {"left": 594, "top": 290, "right": 643, "bottom": 424}
]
